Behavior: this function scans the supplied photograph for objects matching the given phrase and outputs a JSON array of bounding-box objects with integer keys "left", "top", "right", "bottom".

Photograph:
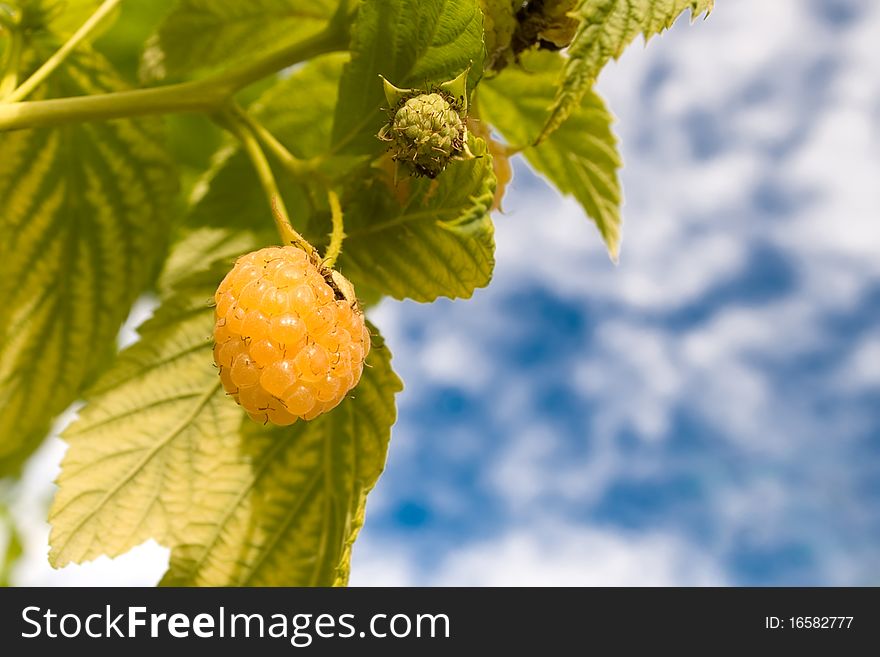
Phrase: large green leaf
[
  {"left": 480, "top": 50, "right": 621, "bottom": 259},
  {"left": 331, "top": 0, "right": 485, "bottom": 155},
  {"left": 140, "top": 0, "right": 341, "bottom": 81},
  {"left": 47, "top": 254, "right": 251, "bottom": 567},
  {"left": 160, "top": 325, "right": 400, "bottom": 586},
  {"left": 337, "top": 137, "right": 497, "bottom": 301},
  {"left": 540, "top": 0, "right": 713, "bottom": 140},
  {"left": 0, "top": 50, "right": 177, "bottom": 476}
]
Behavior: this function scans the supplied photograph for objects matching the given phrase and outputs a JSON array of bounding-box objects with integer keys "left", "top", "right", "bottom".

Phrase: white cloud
[
  {"left": 116, "top": 294, "right": 158, "bottom": 350},
  {"left": 346, "top": 542, "right": 419, "bottom": 587},
  {"left": 352, "top": 523, "right": 726, "bottom": 586},
  {"left": 576, "top": 322, "right": 684, "bottom": 441},
  {"left": 15, "top": 539, "right": 169, "bottom": 587},
  {"left": 836, "top": 335, "right": 880, "bottom": 390},
  {"left": 418, "top": 333, "right": 492, "bottom": 391}
]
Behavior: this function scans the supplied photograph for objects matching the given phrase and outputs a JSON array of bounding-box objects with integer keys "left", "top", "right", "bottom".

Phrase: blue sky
[{"left": 9, "top": 0, "right": 880, "bottom": 585}]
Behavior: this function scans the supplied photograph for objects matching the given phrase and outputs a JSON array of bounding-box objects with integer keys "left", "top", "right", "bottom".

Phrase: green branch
[
  {"left": 0, "top": 24, "right": 348, "bottom": 131},
  {"left": 6, "top": 0, "right": 121, "bottom": 102}
]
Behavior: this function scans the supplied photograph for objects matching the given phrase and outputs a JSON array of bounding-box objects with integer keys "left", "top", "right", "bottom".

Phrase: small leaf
[
  {"left": 160, "top": 327, "right": 401, "bottom": 586},
  {"left": 140, "top": 0, "right": 341, "bottom": 81},
  {"left": 0, "top": 49, "right": 177, "bottom": 476},
  {"left": 480, "top": 51, "right": 622, "bottom": 259},
  {"left": 337, "top": 137, "right": 497, "bottom": 302},
  {"left": 540, "top": 0, "right": 713, "bottom": 141},
  {"left": 331, "top": 0, "right": 485, "bottom": 155}
]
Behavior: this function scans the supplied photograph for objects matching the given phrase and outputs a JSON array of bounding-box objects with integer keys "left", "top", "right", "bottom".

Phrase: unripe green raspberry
[
  {"left": 386, "top": 93, "right": 466, "bottom": 178},
  {"left": 378, "top": 69, "right": 474, "bottom": 179},
  {"left": 213, "top": 246, "right": 370, "bottom": 426}
]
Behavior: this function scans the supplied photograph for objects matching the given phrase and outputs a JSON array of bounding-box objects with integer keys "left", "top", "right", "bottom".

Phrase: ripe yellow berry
[{"left": 213, "top": 246, "right": 370, "bottom": 426}]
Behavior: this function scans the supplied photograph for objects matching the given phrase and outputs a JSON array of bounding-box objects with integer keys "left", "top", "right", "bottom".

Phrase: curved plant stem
[
  {"left": 5, "top": 0, "right": 120, "bottom": 103},
  {"left": 323, "top": 188, "right": 345, "bottom": 269},
  {"left": 228, "top": 104, "right": 332, "bottom": 218},
  {"left": 0, "top": 23, "right": 348, "bottom": 131},
  {"left": 0, "top": 21, "right": 22, "bottom": 98},
  {"left": 229, "top": 104, "right": 310, "bottom": 179},
  {"left": 217, "top": 109, "right": 315, "bottom": 256},
  {"left": 228, "top": 107, "right": 350, "bottom": 265}
]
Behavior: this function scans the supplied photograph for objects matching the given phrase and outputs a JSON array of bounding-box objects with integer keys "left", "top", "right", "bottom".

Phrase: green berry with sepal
[{"left": 377, "top": 68, "right": 475, "bottom": 179}]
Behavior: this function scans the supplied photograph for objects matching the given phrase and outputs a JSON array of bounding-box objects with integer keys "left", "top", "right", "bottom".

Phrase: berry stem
[
  {"left": 228, "top": 105, "right": 347, "bottom": 268},
  {"left": 323, "top": 188, "right": 345, "bottom": 269},
  {"left": 5, "top": 0, "right": 121, "bottom": 103},
  {"left": 217, "top": 108, "right": 316, "bottom": 257},
  {"left": 229, "top": 104, "right": 311, "bottom": 179}
]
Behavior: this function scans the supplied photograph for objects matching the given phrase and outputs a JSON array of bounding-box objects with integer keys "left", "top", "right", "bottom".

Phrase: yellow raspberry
[{"left": 213, "top": 246, "right": 370, "bottom": 426}]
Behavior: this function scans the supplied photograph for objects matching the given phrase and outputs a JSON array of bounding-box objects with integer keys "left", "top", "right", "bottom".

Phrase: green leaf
[
  {"left": 48, "top": 256, "right": 250, "bottom": 567},
  {"left": 12, "top": 0, "right": 108, "bottom": 40},
  {"left": 337, "top": 137, "right": 497, "bottom": 301},
  {"left": 159, "top": 226, "right": 266, "bottom": 294},
  {"left": 160, "top": 326, "right": 400, "bottom": 586},
  {"left": 480, "top": 50, "right": 622, "bottom": 259},
  {"left": 47, "top": 1, "right": 107, "bottom": 36},
  {"left": 0, "top": 49, "right": 177, "bottom": 476},
  {"left": 331, "top": 0, "right": 485, "bottom": 155},
  {"left": 540, "top": 0, "right": 713, "bottom": 141},
  {"left": 141, "top": 0, "right": 341, "bottom": 81},
  {"left": 252, "top": 53, "right": 348, "bottom": 158},
  {"left": 93, "top": 0, "right": 176, "bottom": 83}
]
